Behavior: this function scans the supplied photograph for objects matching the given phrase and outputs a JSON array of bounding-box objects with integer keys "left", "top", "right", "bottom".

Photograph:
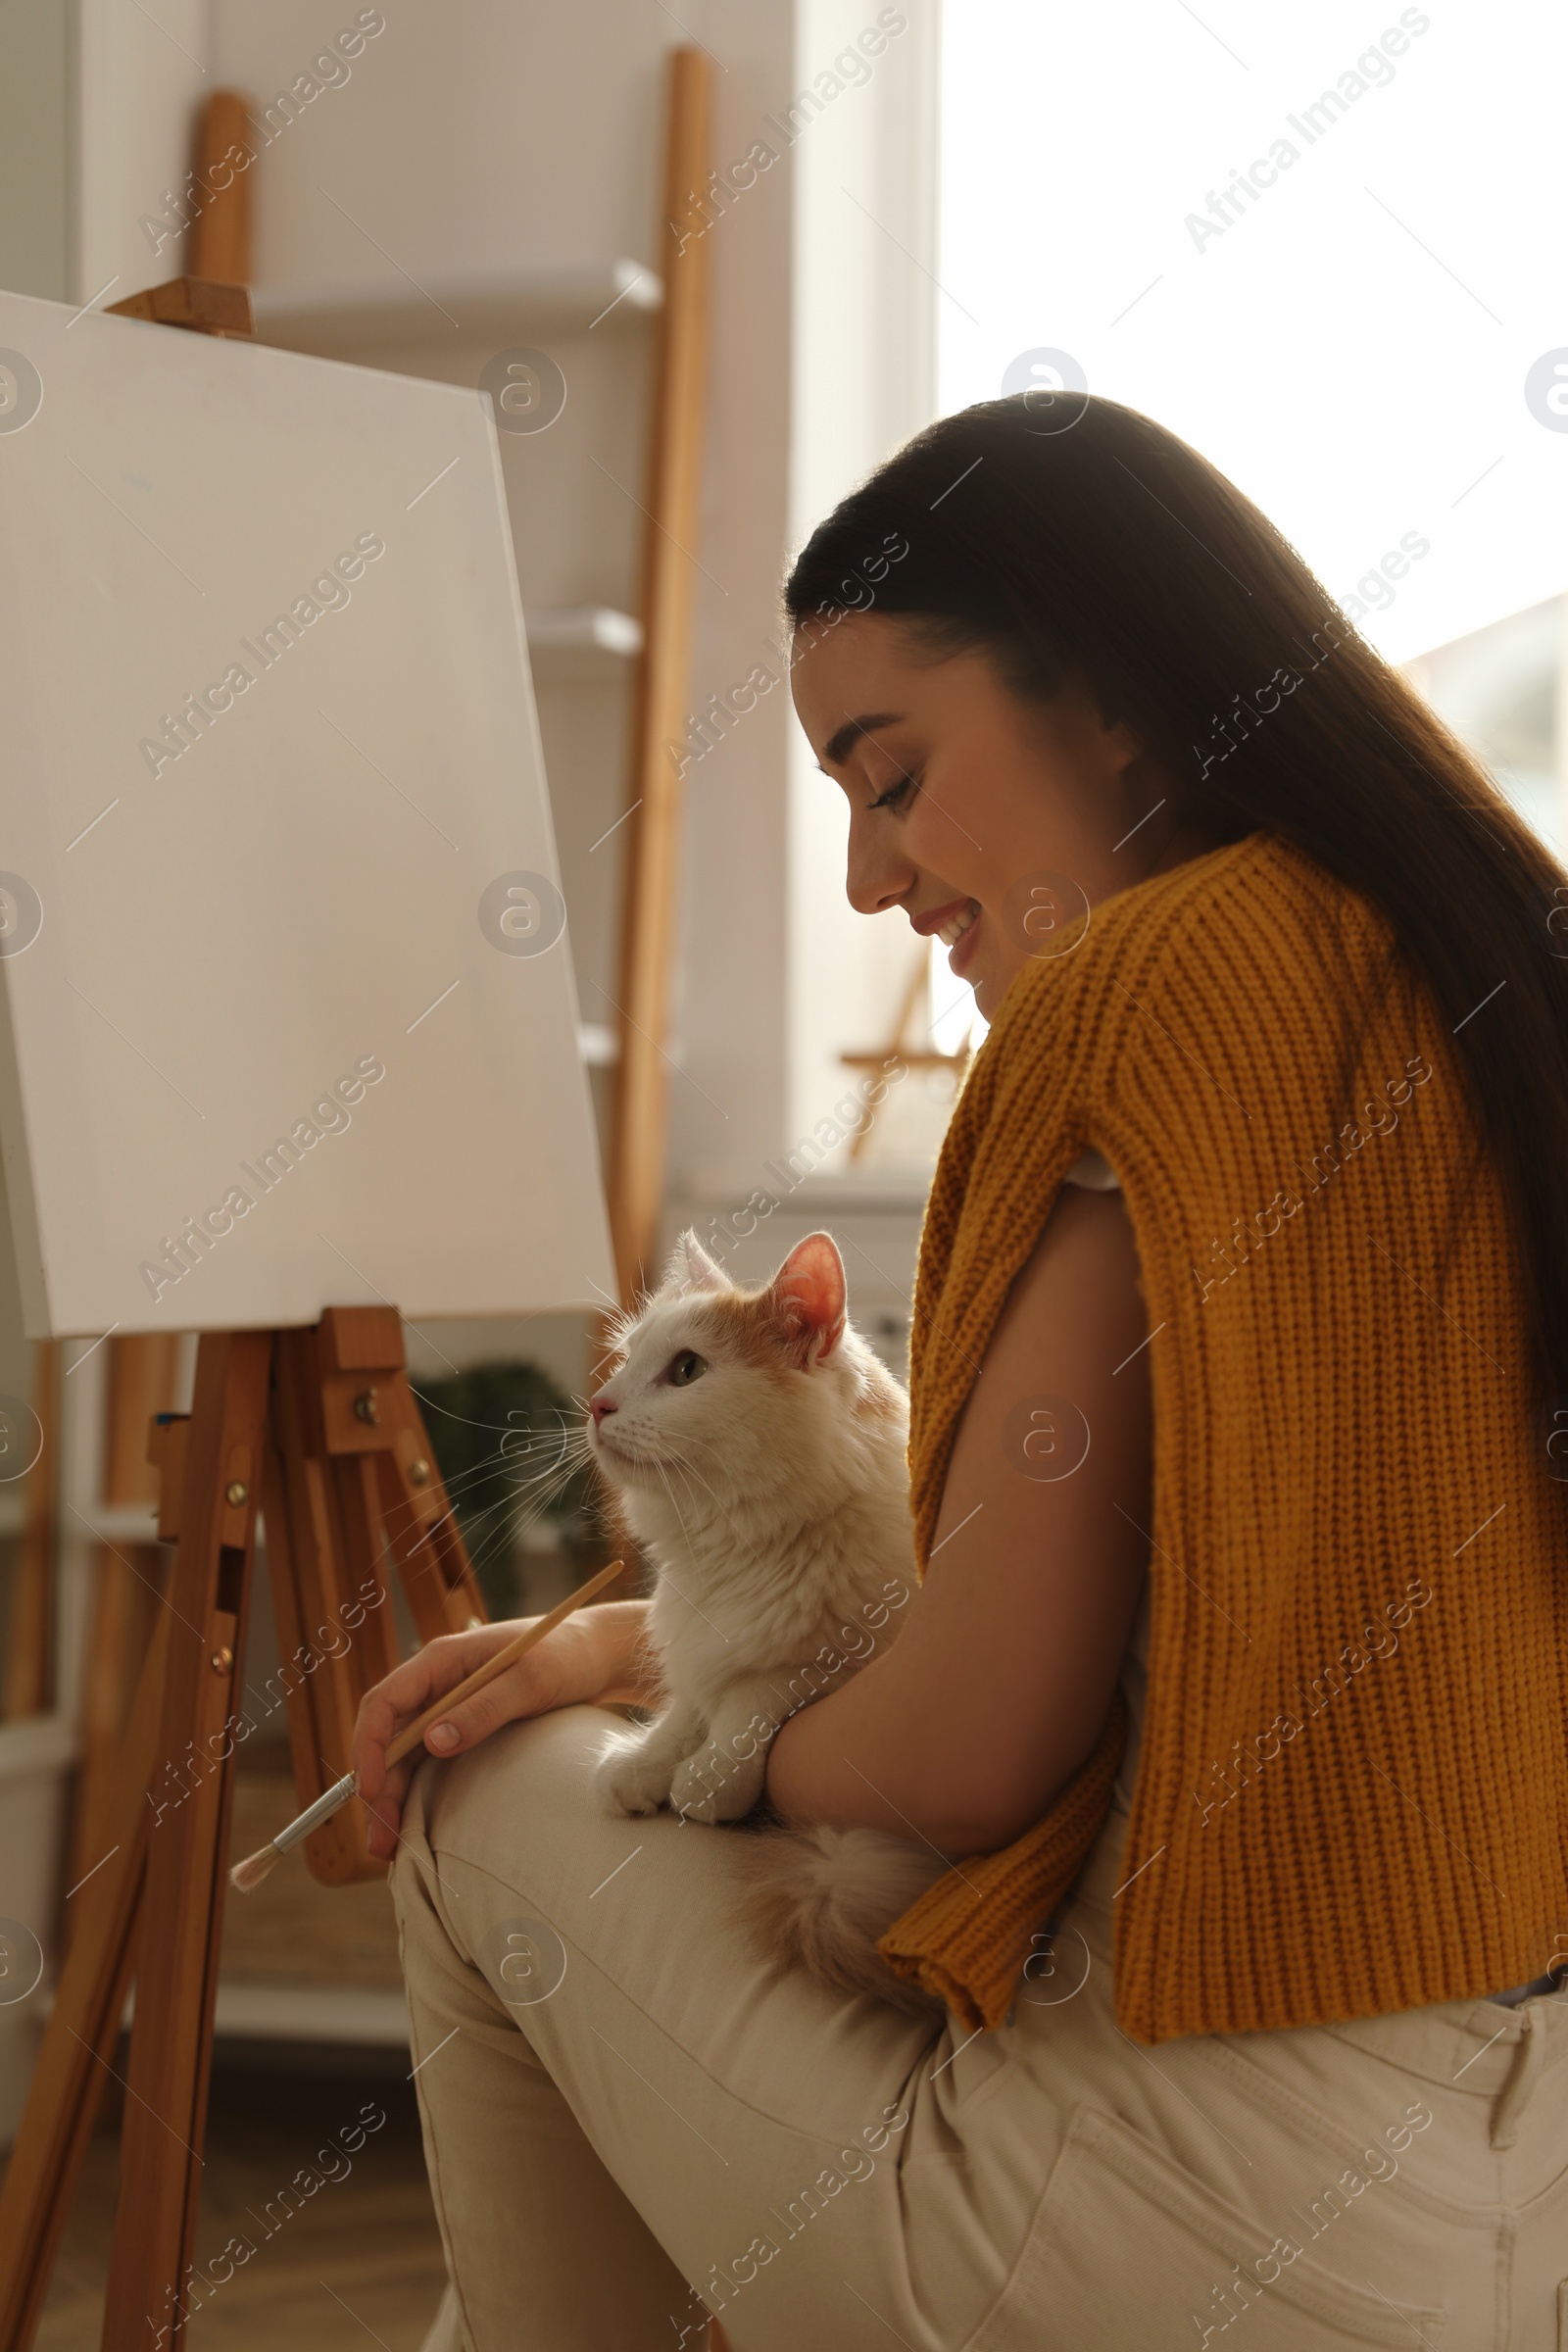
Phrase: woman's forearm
[
  {"left": 766, "top": 1188, "right": 1154, "bottom": 1859},
  {"left": 764, "top": 1695, "right": 945, "bottom": 1842},
  {"left": 764, "top": 1652, "right": 1018, "bottom": 1856}
]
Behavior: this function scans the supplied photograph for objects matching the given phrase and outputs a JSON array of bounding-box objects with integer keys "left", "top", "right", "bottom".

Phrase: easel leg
[
  {"left": 2, "top": 1343, "right": 58, "bottom": 1722},
  {"left": 67, "top": 1542, "right": 165, "bottom": 1945},
  {"left": 0, "top": 1306, "right": 488, "bottom": 2350},
  {"left": 261, "top": 1327, "right": 399, "bottom": 1886},
  {"left": 99, "top": 1331, "right": 270, "bottom": 2352},
  {"left": 0, "top": 1611, "right": 170, "bottom": 2352},
  {"left": 258, "top": 1310, "right": 489, "bottom": 1887}
]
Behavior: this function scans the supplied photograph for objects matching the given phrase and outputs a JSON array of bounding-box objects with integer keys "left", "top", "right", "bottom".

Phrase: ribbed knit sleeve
[{"left": 879, "top": 831, "right": 1568, "bottom": 2043}]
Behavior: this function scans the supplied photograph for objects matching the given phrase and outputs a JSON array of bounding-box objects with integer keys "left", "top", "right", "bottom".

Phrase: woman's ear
[{"left": 766, "top": 1232, "right": 847, "bottom": 1364}]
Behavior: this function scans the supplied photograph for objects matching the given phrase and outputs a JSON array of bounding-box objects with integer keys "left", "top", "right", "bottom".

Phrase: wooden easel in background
[
  {"left": 65, "top": 1335, "right": 183, "bottom": 1942},
  {"left": 61, "top": 88, "right": 257, "bottom": 1951},
  {"left": 602, "top": 48, "right": 712, "bottom": 1316},
  {"left": 0, "top": 105, "right": 487, "bottom": 2352},
  {"left": 0, "top": 1345, "right": 57, "bottom": 1726},
  {"left": 1, "top": 91, "right": 256, "bottom": 1771},
  {"left": 0, "top": 1312, "right": 486, "bottom": 2351},
  {"left": 0, "top": 64, "right": 734, "bottom": 2352},
  {"left": 840, "top": 947, "right": 975, "bottom": 1163}
]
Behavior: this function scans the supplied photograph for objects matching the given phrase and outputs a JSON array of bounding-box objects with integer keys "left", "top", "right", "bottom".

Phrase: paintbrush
[{"left": 228, "top": 1558, "right": 625, "bottom": 1892}]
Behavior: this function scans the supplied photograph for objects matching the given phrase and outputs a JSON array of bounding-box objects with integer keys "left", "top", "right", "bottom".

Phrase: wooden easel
[
  {"left": 1, "top": 1344, "right": 56, "bottom": 1724},
  {"left": 0, "top": 1309, "right": 486, "bottom": 2350},
  {"left": 603, "top": 47, "right": 713, "bottom": 1311},
  {"left": 66, "top": 1336, "right": 183, "bottom": 1936},
  {"left": 840, "top": 947, "right": 974, "bottom": 1162},
  {"left": 55, "top": 93, "right": 252, "bottom": 1945},
  {"left": 0, "top": 103, "right": 487, "bottom": 2351}
]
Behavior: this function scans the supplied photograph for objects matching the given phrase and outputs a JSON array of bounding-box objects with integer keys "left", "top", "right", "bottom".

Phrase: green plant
[{"left": 411, "top": 1359, "right": 599, "bottom": 1619}]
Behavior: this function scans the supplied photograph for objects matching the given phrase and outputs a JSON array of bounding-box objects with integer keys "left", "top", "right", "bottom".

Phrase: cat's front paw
[
  {"left": 594, "top": 1736, "right": 674, "bottom": 1818},
  {"left": 669, "top": 1740, "right": 767, "bottom": 1826}
]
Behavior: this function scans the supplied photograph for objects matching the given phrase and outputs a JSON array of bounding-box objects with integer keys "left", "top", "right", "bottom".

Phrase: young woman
[{"left": 354, "top": 395, "right": 1568, "bottom": 2349}]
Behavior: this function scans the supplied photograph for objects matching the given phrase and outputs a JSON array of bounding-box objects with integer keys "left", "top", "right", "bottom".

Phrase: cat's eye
[{"left": 664, "top": 1348, "right": 707, "bottom": 1388}]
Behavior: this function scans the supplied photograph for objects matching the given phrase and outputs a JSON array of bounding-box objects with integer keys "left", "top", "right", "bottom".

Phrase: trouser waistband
[{"left": 1054, "top": 1799, "right": 1568, "bottom": 2140}]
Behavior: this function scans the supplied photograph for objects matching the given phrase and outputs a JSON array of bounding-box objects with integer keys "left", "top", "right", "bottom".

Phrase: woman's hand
[{"left": 353, "top": 1596, "right": 655, "bottom": 1860}]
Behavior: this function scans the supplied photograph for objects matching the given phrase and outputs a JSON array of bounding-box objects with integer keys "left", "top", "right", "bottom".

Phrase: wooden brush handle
[{"left": 384, "top": 1559, "right": 624, "bottom": 1767}]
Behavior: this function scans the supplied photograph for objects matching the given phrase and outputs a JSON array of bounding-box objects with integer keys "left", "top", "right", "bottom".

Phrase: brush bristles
[{"left": 228, "top": 1842, "right": 280, "bottom": 1894}]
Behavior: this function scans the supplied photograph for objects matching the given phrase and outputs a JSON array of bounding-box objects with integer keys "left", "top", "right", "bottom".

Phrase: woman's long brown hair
[{"left": 785, "top": 393, "right": 1568, "bottom": 1415}]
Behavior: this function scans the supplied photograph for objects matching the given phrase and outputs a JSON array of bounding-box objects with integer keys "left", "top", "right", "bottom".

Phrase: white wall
[
  {"left": 0, "top": 0, "right": 71, "bottom": 300},
  {"left": 74, "top": 0, "right": 207, "bottom": 303}
]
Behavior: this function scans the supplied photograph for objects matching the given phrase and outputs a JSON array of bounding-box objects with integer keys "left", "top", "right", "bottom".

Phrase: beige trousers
[{"left": 391, "top": 1704, "right": 1568, "bottom": 2350}]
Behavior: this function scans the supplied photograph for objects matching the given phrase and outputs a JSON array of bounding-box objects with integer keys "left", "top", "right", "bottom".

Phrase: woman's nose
[
  {"left": 589, "top": 1394, "right": 617, "bottom": 1424},
  {"left": 846, "top": 817, "right": 915, "bottom": 917}
]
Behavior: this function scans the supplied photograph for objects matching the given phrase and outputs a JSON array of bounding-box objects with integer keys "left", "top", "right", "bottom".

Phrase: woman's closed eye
[
  {"left": 867, "top": 768, "right": 919, "bottom": 814},
  {"left": 662, "top": 1348, "right": 708, "bottom": 1388}
]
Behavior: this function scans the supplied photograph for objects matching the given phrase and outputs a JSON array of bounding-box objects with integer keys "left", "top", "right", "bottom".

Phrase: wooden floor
[{"left": 28, "top": 2061, "right": 447, "bottom": 2350}]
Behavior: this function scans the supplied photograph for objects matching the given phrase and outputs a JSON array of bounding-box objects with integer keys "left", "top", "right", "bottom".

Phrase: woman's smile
[
  {"left": 942, "top": 903, "right": 981, "bottom": 973},
  {"left": 911, "top": 893, "right": 981, "bottom": 972}
]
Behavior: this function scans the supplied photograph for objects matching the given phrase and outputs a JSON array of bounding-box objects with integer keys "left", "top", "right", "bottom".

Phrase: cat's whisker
[
  {"left": 457, "top": 1456, "right": 589, "bottom": 1586},
  {"left": 506, "top": 1458, "right": 593, "bottom": 1533},
  {"left": 439, "top": 1460, "right": 548, "bottom": 1510},
  {"left": 497, "top": 1427, "right": 588, "bottom": 1468},
  {"left": 383, "top": 1408, "right": 596, "bottom": 1593},
  {"left": 410, "top": 1445, "right": 561, "bottom": 1508},
  {"left": 525, "top": 1468, "right": 593, "bottom": 1528},
  {"left": 409, "top": 1385, "right": 574, "bottom": 1440},
  {"left": 502, "top": 1447, "right": 591, "bottom": 1496}
]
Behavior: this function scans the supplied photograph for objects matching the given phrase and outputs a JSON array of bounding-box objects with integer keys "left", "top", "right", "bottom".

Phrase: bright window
[{"left": 940, "top": 1, "right": 1568, "bottom": 685}]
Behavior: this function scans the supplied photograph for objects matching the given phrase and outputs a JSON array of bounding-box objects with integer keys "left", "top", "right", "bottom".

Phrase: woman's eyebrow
[{"left": 818, "top": 711, "right": 905, "bottom": 771}]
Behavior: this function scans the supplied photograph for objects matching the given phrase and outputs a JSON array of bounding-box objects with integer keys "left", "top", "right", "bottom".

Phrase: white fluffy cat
[{"left": 586, "top": 1228, "right": 947, "bottom": 2012}]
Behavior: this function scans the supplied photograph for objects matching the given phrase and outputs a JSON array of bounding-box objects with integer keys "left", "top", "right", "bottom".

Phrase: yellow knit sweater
[{"left": 878, "top": 831, "right": 1568, "bottom": 2043}]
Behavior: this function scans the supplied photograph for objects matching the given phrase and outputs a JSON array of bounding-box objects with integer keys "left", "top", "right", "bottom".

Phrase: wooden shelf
[
  {"left": 80, "top": 1982, "right": 410, "bottom": 2047},
  {"left": 525, "top": 605, "right": 643, "bottom": 681},
  {"left": 251, "top": 259, "right": 662, "bottom": 357},
  {"left": 577, "top": 1023, "right": 619, "bottom": 1068},
  {"left": 0, "top": 1492, "right": 155, "bottom": 1544},
  {"left": 213, "top": 1981, "right": 409, "bottom": 2046},
  {"left": 69, "top": 1504, "right": 159, "bottom": 1544}
]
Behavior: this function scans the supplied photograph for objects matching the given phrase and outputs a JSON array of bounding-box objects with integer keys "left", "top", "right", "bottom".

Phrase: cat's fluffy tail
[{"left": 730, "top": 1826, "right": 949, "bottom": 2015}]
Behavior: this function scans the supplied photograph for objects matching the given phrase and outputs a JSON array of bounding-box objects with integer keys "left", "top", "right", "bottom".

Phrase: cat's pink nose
[{"left": 589, "top": 1394, "right": 617, "bottom": 1425}]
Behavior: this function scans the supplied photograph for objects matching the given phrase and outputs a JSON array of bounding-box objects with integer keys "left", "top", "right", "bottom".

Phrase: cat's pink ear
[
  {"left": 665, "top": 1230, "right": 730, "bottom": 1295},
  {"left": 766, "top": 1233, "right": 847, "bottom": 1364}
]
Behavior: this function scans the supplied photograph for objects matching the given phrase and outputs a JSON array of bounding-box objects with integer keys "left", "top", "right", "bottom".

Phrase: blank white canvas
[{"left": 0, "top": 288, "right": 613, "bottom": 1338}]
